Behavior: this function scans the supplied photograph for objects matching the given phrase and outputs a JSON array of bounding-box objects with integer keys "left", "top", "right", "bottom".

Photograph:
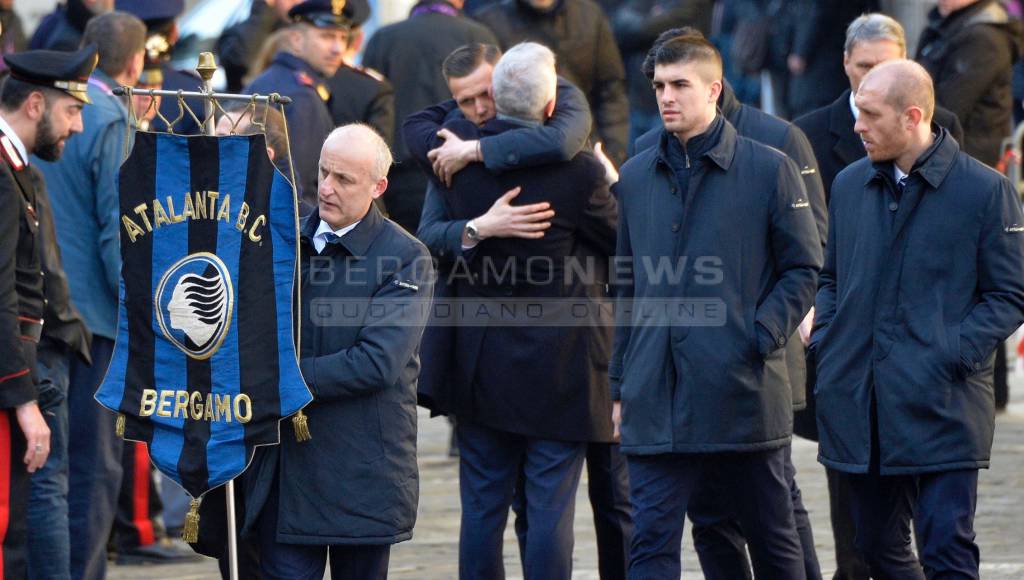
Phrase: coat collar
[
  {"left": 272, "top": 51, "right": 324, "bottom": 81},
  {"left": 867, "top": 126, "right": 958, "bottom": 190},
  {"left": 829, "top": 89, "right": 866, "bottom": 164},
  {"left": 301, "top": 202, "right": 385, "bottom": 258},
  {"left": 655, "top": 114, "right": 736, "bottom": 171}
]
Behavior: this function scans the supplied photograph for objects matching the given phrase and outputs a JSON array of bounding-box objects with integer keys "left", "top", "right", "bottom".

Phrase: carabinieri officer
[{"left": 0, "top": 44, "right": 96, "bottom": 577}]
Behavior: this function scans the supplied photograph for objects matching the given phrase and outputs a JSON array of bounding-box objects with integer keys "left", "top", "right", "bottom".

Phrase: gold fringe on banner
[
  {"left": 115, "top": 413, "right": 125, "bottom": 438},
  {"left": 182, "top": 497, "right": 202, "bottom": 543},
  {"left": 292, "top": 410, "right": 311, "bottom": 442}
]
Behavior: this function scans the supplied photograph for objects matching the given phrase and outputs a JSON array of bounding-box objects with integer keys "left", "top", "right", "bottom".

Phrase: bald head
[
  {"left": 859, "top": 59, "right": 935, "bottom": 124},
  {"left": 318, "top": 124, "right": 392, "bottom": 229},
  {"left": 323, "top": 123, "right": 393, "bottom": 182}
]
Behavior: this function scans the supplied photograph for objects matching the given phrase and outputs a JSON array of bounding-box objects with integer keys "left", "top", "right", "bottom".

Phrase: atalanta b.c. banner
[{"left": 97, "top": 132, "right": 312, "bottom": 502}]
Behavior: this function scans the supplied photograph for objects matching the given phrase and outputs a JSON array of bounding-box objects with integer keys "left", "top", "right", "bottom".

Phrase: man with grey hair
[
  {"left": 795, "top": 13, "right": 962, "bottom": 203},
  {"left": 421, "top": 41, "right": 617, "bottom": 579},
  {"left": 242, "top": 122, "right": 434, "bottom": 578},
  {"left": 491, "top": 42, "right": 557, "bottom": 122},
  {"left": 793, "top": 16, "right": 964, "bottom": 580}
]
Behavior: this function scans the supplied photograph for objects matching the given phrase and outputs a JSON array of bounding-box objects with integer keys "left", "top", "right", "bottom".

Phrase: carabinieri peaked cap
[
  {"left": 289, "top": 0, "right": 365, "bottom": 29},
  {"left": 3, "top": 44, "right": 99, "bottom": 104}
]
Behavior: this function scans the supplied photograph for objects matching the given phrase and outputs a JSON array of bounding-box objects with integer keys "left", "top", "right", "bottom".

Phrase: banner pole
[{"left": 195, "top": 51, "right": 240, "bottom": 580}]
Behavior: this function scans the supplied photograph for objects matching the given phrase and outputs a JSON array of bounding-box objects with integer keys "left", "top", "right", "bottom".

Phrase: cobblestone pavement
[{"left": 113, "top": 376, "right": 1024, "bottom": 579}]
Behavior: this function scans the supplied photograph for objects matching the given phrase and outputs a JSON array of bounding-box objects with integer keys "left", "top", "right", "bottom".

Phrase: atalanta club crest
[{"left": 155, "top": 252, "right": 233, "bottom": 360}]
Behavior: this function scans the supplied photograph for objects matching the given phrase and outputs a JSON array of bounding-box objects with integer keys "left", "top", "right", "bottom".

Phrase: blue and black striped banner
[{"left": 96, "top": 132, "right": 311, "bottom": 498}]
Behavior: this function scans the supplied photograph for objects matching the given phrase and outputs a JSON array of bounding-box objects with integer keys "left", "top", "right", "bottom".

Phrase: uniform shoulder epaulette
[
  {"left": 0, "top": 135, "right": 25, "bottom": 172},
  {"left": 355, "top": 65, "right": 386, "bottom": 83}
]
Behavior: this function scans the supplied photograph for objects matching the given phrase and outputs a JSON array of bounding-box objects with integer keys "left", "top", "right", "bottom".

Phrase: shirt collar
[
  {"left": 302, "top": 202, "right": 385, "bottom": 258},
  {"left": 316, "top": 218, "right": 361, "bottom": 239},
  {"left": 849, "top": 90, "right": 859, "bottom": 121},
  {"left": 0, "top": 114, "right": 28, "bottom": 166}
]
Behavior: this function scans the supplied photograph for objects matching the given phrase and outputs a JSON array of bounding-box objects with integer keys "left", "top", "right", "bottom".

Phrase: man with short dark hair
[
  {"left": 0, "top": 42, "right": 98, "bottom": 580},
  {"left": 813, "top": 59, "right": 1024, "bottom": 580},
  {"left": 406, "top": 43, "right": 633, "bottom": 580},
  {"left": 32, "top": 11, "right": 145, "bottom": 580},
  {"left": 246, "top": 0, "right": 357, "bottom": 208},
  {"left": 414, "top": 42, "right": 617, "bottom": 579},
  {"left": 612, "top": 36, "right": 820, "bottom": 578},
  {"left": 362, "top": 0, "right": 498, "bottom": 234}
]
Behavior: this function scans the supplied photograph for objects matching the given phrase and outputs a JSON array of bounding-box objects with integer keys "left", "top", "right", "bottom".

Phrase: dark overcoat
[
  {"left": 635, "top": 83, "right": 826, "bottom": 412},
  {"left": 812, "top": 130, "right": 1024, "bottom": 474},
  {"left": 242, "top": 204, "right": 434, "bottom": 544},
  {"left": 425, "top": 116, "right": 618, "bottom": 442},
  {"left": 611, "top": 119, "right": 822, "bottom": 454}
]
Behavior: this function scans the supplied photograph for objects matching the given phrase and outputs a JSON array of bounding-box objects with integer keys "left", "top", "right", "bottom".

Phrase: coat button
[
  {"left": 671, "top": 223, "right": 680, "bottom": 232},
  {"left": 974, "top": 361, "right": 981, "bottom": 369},
  {"left": 777, "top": 336, "right": 786, "bottom": 346},
  {"left": 888, "top": 201, "right": 898, "bottom": 212},
  {"left": 670, "top": 186, "right": 678, "bottom": 195}
]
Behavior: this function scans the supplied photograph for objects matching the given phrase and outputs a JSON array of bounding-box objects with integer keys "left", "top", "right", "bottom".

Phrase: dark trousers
[
  {"left": 0, "top": 407, "right": 30, "bottom": 579},
  {"left": 456, "top": 420, "right": 586, "bottom": 580},
  {"left": 689, "top": 443, "right": 822, "bottom": 580},
  {"left": 257, "top": 479, "right": 390, "bottom": 580},
  {"left": 113, "top": 441, "right": 163, "bottom": 551},
  {"left": 28, "top": 343, "right": 72, "bottom": 579},
  {"left": 827, "top": 468, "right": 871, "bottom": 580},
  {"left": 513, "top": 441, "right": 633, "bottom": 580},
  {"left": 627, "top": 448, "right": 805, "bottom": 580},
  {"left": 68, "top": 336, "right": 121, "bottom": 580},
  {"left": 846, "top": 468, "right": 980, "bottom": 580}
]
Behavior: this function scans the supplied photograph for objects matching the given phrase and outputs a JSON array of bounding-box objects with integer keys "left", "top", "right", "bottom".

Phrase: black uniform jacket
[{"left": 0, "top": 130, "right": 44, "bottom": 408}]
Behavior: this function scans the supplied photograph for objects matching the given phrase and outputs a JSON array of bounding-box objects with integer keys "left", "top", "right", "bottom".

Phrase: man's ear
[
  {"left": 372, "top": 176, "right": 388, "bottom": 199},
  {"left": 905, "top": 106, "right": 925, "bottom": 130},
  {"left": 348, "top": 28, "right": 364, "bottom": 53},
  {"left": 129, "top": 50, "right": 145, "bottom": 84},
  {"left": 709, "top": 79, "right": 723, "bottom": 104},
  {"left": 24, "top": 91, "right": 46, "bottom": 121},
  {"left": 266, "top": 146, "right": 276, "bottom": 161}
]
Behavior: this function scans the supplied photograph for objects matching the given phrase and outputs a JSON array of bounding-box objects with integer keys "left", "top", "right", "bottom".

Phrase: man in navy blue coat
[
  {"left": 405, "top": 43, "right": 633, "bottom": 580},
  {"left": 419, "top": 42, "right": 617, "bottom": 579},
  {"left": 611, "top": 36, "right": 821, "bottom": 578},
  {"left": 812, "top": 59, "right": 1024, "bottom": 579}
]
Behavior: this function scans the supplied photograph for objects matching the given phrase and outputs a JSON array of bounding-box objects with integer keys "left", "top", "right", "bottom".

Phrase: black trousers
[
  {"left": 689, "top": 442, "right": 822, "bottom": 580},
  {"left": 846, "top": 469, "right": 980, "bottom": 580}
]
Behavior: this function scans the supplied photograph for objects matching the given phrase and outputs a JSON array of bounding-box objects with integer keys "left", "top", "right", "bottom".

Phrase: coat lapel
[{"left": 829, "top": 91, "right": 865, "bottom": 165}]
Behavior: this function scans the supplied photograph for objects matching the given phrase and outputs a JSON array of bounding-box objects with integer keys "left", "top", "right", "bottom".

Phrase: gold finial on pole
[{"left": 196, "top": 52, "right": 217, "bottom": 83}]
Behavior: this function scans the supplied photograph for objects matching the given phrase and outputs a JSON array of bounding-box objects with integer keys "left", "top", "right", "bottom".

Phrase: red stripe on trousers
[
  {"left": 0, "top": 411, "right": 11, "bottom": 579},
  {"left": 132, "top": 443, "right": 155, "bottom": 546}
]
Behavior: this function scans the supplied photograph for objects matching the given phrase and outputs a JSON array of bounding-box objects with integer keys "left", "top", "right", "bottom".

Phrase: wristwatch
[{"left": 465, "top": 220, "right": 482, "bottom": 242}]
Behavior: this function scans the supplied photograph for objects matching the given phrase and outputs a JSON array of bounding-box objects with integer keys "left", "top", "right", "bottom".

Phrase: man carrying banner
[
  {"left": 241, "top": 123, "right": 434, "bottom": 579},
  {"left": 0, "top": 43, "right": 97, "bottom": 579}
]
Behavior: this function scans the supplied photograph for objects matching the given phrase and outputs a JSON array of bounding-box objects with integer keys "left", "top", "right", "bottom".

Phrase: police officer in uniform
[
  {"left": 325, "top": 0, "right": 395, "bottom": 144},
  {"left": 247, "top": 0, "right": 356, "bottom": 210},
  {"left": 0, "top": 43, "right": 96, "bottom": 578}
]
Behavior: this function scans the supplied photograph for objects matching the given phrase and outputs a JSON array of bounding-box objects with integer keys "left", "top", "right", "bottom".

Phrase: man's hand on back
[
  {"left": 429, "top": 129, "right": 481, "bottom": 187},
  {"left": 462, "top": 186, "right": 555, "bottom": 247}
]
